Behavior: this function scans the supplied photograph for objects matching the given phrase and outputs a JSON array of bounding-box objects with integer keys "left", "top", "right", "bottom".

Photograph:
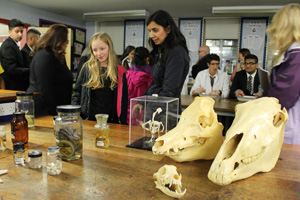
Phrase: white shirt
[
  {"left": 246, "top": 70, "right": 257, "bottom": 95},
  {"left": 190, "top": 69, "right": 230, "bottom": 98}
]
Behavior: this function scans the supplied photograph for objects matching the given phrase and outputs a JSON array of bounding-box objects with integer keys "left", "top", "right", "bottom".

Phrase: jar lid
[
  {"left": 13, "top": 142, "right": 25, "bottom": 151},
  {"left": 28, "top": 150, "right": 42, "bottom": 158},
  {"left": 56, "top": 105, "right": 81, "bottom": 113},
  {"left": 13, "top": 112, "right": 25, "bottom": 116},
  {"left": 48, "top": 146, "right": 59, "bottom": 152},
  {"left": 16, "top": 92, "right": 33, "bottom": 96}
]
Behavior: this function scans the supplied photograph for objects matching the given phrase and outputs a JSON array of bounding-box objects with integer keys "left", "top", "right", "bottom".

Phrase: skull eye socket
[
  {"left": 222, "top": 133, "right": 243, "bottom": 160},
  {"left": 199, "top": 115, "right": 213, "bottom": 128},
  {"left": 174, "top": 174, "right": 179, "bottom": 180},
  {"left": 273, "top": 112, "right": 284, "bottom": 127}
]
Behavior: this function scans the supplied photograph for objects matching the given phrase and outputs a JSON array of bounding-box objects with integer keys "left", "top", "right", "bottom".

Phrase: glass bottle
[
  {"left": 0, "top": 126, "right": 6, "bottom": 150},
  {"left": 94, "top": 114, "right": 110, "bottom": 148},
  {"left": 11, "top": 112, "right": 28, "bottom": 144},
  {"left": 15, "top": 92, "right": 35, "bottom": 128},
  {"left": 13, "top": 142, "right": 25, "bottom": 165},
  {"left": 28, "top": 150, "right": 43, "bottom": 169},
  {"left": 54, "top": 105, "right": 82, "bottom": 161},
  {"left": 47, "top": 146, "right": 62, "bottom": 175}
]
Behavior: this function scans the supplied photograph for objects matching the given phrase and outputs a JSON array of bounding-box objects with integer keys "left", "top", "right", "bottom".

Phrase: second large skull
[
  {"left": 208, "top": 97, "right": 288, "bottom": 185},
  {"left": 152, "top": 97, "right": 224, "bottom": 162}
]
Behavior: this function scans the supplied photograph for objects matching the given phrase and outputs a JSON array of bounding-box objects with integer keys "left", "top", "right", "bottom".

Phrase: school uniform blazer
[
  {"left": 229, "top": 70, "right": 260, "bottom": 99},
  {"left": 0, "top": 37, "right": 29, "bottom": 90},
  {"left": 21, "top": 43, "right": 32, "bottom": 68}
]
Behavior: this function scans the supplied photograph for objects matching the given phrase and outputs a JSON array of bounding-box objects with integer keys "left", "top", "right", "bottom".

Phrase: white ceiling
[{"left": 8, "top": 0, "right": 296, "bottom": 21}]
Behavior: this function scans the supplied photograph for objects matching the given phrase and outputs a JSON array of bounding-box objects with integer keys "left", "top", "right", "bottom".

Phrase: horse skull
[{"left": 208, "top": 97, "right": 288, "bottom": 185}]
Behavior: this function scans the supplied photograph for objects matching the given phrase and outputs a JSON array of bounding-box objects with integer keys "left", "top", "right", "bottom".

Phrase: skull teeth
[{"left": 241, "top": 153, "right": 261, "bottom": 164}]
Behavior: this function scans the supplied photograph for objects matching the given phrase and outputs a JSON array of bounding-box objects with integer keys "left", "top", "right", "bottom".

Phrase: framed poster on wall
[
  {"left": 179, "top": 18, "right": 203, "bottom": 68},
  {"left": 240, "top": 17, "right": 268, "bottom": 69},
  {"left": 124, "top": 20, "right": 145, "bottom": 50}
]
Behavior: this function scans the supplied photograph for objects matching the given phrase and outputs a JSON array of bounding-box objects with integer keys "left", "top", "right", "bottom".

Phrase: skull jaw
[
  {"left": 154, "top": 181, "right": 186, "bottom": 199},
  {"left": 208, "top": 154, "right": 279, "bottom": 185},
  {"left": 165, "top": 131, "right": 224, "bottom": 162}
]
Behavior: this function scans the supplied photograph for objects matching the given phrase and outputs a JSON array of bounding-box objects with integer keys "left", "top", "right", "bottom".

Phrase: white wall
[
  {"left": 94, "top": 18, "right": 241, "bottom": 55},
  {"left": 98, "top": 21, "right": 124, "bottom": 55},
  {"left": 0, "top": 0, "right": 85, "bottom": 28},
  {"left": 204, "top": 18, "right": 240, "bottom": 39}
]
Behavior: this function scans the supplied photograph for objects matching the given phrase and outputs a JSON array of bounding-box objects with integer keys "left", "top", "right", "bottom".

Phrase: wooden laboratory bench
[
  {"left": 0, "top": 89, "right": 41, "bottom": 102},
  {"left": 181, "top": 94, "right": 240, "bottom": 117},
  {"left": 0, "top": 116, "right": 300, "bottom": 199}
]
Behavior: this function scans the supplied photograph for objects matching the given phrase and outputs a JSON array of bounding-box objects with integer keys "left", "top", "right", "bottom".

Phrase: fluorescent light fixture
[
  {"left": 212, "top": 6, "right": 284, "bottom": 15},
  {"left": 84, "top": 10, "right": 149, "bottom": 20}
]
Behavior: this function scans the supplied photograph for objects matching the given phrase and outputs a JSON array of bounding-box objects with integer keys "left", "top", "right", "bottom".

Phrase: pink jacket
[{"left": 126, "top": 69, "right": 153, "bottom": 124}]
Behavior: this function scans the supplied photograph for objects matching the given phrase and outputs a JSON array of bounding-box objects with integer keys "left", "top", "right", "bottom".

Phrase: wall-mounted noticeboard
[
  {"left": 179, "top": 18, "right": 203, "bottom": 68},
  {"left": 124, "top": 20, "right": 145, "bottom": 50},
  {"left": 240, "top": 17, "right": 268, "bottom": 69}
]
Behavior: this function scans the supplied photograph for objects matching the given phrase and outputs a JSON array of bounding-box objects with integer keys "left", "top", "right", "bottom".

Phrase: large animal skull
[
  {"left": 153, "top": 165, "right": 186, "bottom": 198},
  {"left": 152, "top": 97, "right": 224, "bottom": 162},
  {"left": 208, "top": 97, "right": 288, "bottom": 185}
]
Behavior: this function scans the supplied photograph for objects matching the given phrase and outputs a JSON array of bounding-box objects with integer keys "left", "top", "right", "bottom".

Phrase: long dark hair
[
  {"left": 133, "top": 47, "right": 150, "bottom": 66},
  {"left": 147, "top": 10, "right": 188, "bottom": 62},
  {"left": 32, "top": 24, "right": 68, "bottom": 63}
]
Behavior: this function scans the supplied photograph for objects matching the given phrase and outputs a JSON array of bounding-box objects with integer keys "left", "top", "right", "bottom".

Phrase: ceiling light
[
  {"left": 83, "top": 10, "right": 149, "bottom": 20},
  {"left": 212, "top": 6, "right": 283, "bottom": 16}
]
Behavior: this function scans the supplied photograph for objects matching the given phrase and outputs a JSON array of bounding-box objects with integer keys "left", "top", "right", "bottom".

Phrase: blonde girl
[
  {"left": 266, "top": 4, "right": 300, "bottom": 144},
  {"left": 72, "top": 32, "right": 128, "bottom": 124}
]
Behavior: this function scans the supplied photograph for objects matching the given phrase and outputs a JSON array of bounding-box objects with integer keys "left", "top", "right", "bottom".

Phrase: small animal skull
[
  {"left": 208, "top": 97, "right": 288, "bottom": 185},
  {"left": 153, "top": 165, "right": 186, "bottom": 198},
  {"left": 152, "top": 97, "right": 224, "bottom": 162}
]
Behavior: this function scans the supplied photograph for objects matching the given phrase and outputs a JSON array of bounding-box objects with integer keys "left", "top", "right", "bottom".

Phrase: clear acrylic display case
[{"left": 126, "top": 96, "right": 179, "bottom": 151}]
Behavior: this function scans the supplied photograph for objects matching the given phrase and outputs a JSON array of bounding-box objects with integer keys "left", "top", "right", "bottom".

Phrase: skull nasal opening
[{"left": 223, "top": 133, "right": 243, "bottom": 159}]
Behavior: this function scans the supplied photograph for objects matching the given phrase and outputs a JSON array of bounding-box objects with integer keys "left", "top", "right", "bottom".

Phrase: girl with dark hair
[
  {"left": 120, "top": 45, "right": 135, "bottom": 70},
  {"left": 27, "top": 24, "right": 73, "bottom": 116},
  {"left": 126, "top": 47, "right": 153, "bottom": 124},
  {"left": 144, "top": 10, "right": 190, "bottom": 112}
]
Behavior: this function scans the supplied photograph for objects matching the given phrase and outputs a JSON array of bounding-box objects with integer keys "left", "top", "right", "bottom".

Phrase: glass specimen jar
[
  {"left": 54, "top": 105, "right": 82, "bottom": 161},
  {"left": 94, "top": 114, "right": 110, "bottom": 148},
  {"left": 15, "top": 92, "right": 35, "bottom": 128},
  {"left": 47, "top": 146, "right": 62, "bottom": 175},
  {"left": 28, "top": 150, "right": 43, "bottom": 169}
]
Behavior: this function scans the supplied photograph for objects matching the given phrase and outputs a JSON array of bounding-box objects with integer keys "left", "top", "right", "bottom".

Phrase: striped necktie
[{"left": 246, "top": 76, "right": 252, "bottom": 94}]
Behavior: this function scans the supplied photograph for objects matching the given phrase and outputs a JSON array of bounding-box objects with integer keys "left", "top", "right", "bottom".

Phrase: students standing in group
[
  {"left": 27, "top": 24, "right": 73, "bottom": 116},
  {"left": 72, "top": 32, "right": 128, "bottom": 124},
  {"left": 143, "top": 10, "right": 190, "bottom": 112},
  {"left": 266, "top": 3, "right": 300, "bottom": 145},
  {"left": 0, "top": 19, "right": 29, "bottom": 91}
]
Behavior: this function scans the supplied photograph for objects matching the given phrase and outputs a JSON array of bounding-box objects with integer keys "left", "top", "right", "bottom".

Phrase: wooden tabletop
[
  {"left": 0, "top": 89, "right": 41, "bottom": 102},
  {"left": 181, "top": 94, "right": 241, "bottom": 113},
  {"left": 1, "top": 116, "right": 300, "bottom": 199}
]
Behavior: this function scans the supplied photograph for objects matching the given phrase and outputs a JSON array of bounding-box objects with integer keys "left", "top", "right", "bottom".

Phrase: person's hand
[
  {"left": 197, "top": 87, "right": 206, "bottom": 94},
  {"left": 209, "top": 90, "right": 220, "bottom": 96},
  {"left": 235, "top": 89, "right": 245, "bottom": 97}
]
